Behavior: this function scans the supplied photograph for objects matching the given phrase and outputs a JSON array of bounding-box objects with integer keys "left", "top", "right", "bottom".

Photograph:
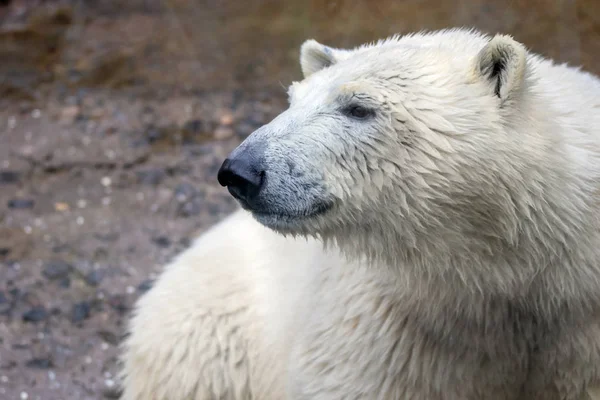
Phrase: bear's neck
[{"left": 326, "top": 221, "right": 600, "bottom": 322}]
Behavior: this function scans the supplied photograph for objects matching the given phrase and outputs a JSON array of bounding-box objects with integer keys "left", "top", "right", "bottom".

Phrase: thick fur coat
[{"left": 121, "top": 29, "right": 600, "bottom": 399}]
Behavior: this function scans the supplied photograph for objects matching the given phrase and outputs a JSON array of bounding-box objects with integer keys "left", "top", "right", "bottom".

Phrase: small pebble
[
  {"left": 48, "top": 371, "right": 56, "bottom": 381},
  {"left": 59, "top": 277, "right": 71, "bottom": 288},
  {"left": 105, "top": 379, "right": 115, "bottom": 388},
  {"left": 182, "top": 119, "right": 204, "bottom": 135},
  {"left": 59, "top": 106, "right": 80, "bottom": 125},
  {"left": 76, "top": 216, "right": 85, "bottom": 225},
  {"left": 26, "top": 357, "right": 53, "bottom": 369},
  {"left": 94, "top": 232, "right": 119, "bottom": 242},
  {"left": 151, "top": 236, "right": 171, "bottom": 248},
  {"left": 101, "top": 176, "right": 112, "bottom": 187},
  {"left": 108, "top": 294, "right": 128, "bottom": 314},
  {"left": 8, "top": 198, "right": 35, "bottom": 209},
  {"left": 137, "top": 168, "right": 166, "bottom": 186},
  {"left": 24, "top": 226, "right": 32, "bottom": 234},
  {"left": 22, "top": 307, "right": 48, "bottom": 323},
  {"left": 85, "top": 270, "right": 104, "bottom": 287},
  {"left": 97, "top": 330, "right": 119, "bottom": 345},
  {"left": 71, "top": 302, "right": 91, "bottom": 323},
  {"left": 20, "top": 391, "right": 28, "bottom": 400},
  {"left": 179, "top": 199, "right": 202, "bottom": 217},
  {"left": 54, "top": 202, "right": 70, "bottom": 212},
  {"left": 31, "top": 109, "right": 41, "bottom": 119},
  {"left": 7, "top": 116, "right": 16, "bottom": 130},
  {"left": 102, "top": 197, "right": 111, "bottom": 206},
  {"left": 174, "top": 183, "right": 197, "bottom": 202},
  {"left": 43, "top": 260, "right": 72, "bottom": 280},
  {"left": 0, "top": 375, "right": 8, "bottom": 383},
  {"left": 144, "top": 125, "right": 163, "bottom": 141},
  {"left": 0, "top": 170, "right": 20, "bottom": 184},
  {"left": 219, "top": 113, "right": 234, "bottom": 126},
  {"left": 77, "top": 199, "right": 87, "bottom": 209},
  {"left": 126, "top": 286, "right": 135, "bottom": 294},
  {"left": 84, "top": 356, "right": 92, "bottom": 364},
  {"left": 137, "top": 279, "right": 153, "bottom": 293}
]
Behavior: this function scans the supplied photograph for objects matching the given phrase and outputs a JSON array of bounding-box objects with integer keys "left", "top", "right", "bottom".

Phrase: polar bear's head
[{"left": 218, "top": 29, "right": 541, "bottom": 262}]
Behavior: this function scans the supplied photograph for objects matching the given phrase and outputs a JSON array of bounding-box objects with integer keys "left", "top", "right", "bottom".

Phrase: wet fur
[{"left": 121, "top": 28, "right": 600, "bottom": 399}]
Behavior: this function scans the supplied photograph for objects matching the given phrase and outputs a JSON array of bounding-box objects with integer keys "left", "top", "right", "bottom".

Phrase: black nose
[{"left": 217, "top": 156, "right": 264, "bottom": 203}]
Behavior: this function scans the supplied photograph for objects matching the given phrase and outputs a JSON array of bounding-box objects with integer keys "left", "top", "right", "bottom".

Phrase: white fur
[
  {"left": 122, "top": 29, "right": 600, "bottom": 399},
  {"left": 121, "top": 209, "right": 355, "bottom": 399}
]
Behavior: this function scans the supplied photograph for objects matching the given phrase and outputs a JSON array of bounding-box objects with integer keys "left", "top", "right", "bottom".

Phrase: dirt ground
[
  {"left": 0, "top": 2, "right": 287, "bottom": 399},
  {"left": 1, "top": 1, "right": 598, "bottom": 399}
]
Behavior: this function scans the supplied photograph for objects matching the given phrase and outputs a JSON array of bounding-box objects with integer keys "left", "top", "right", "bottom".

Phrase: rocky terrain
[{"left": 0, "top": 0, "right": 597, "bottom": 399}]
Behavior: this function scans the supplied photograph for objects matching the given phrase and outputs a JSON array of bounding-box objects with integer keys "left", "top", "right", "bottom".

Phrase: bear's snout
[{"left": 217, "top": 146, "right": 266, "bottom": 205}]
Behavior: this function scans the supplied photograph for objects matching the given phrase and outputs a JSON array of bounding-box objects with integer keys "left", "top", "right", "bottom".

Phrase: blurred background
[{"left": 0, "top": 0, "right": 598, "bottom": 399}]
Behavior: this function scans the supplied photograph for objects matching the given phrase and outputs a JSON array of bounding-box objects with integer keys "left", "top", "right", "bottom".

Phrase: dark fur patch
[{"left": 490, "top": 56, "right": 507, "bottom": 97}]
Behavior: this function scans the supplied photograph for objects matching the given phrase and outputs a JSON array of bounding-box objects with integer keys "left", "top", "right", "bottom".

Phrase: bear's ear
[
  {"left": 300, "top": 39, "right": 345, "bottom": 78},
  {"left": 474, "top": 34, "right": 528, "bottom": 103}
]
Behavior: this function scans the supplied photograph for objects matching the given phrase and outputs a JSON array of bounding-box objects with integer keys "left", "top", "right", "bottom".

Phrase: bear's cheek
[{"left": 321, "top": 174, "right": 371, "bottom": 206}]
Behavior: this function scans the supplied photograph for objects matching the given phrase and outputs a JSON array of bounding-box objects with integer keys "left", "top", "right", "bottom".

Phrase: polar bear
[{"left": 121, "top": 28, "right": 600, "bottom": 399}]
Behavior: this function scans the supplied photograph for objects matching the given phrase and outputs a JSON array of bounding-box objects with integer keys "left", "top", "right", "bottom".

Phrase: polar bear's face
[{"left": 218, "top": 30, "right": 529, "bottom": 245}]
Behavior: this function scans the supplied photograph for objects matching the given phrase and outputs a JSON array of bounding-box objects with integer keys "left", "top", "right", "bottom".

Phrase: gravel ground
[
  {"left": 0, "top": 0, "right": 597, "bottom": 399},
  {"left": 0, "top": 87, "right": 281, "bottom": 399}
]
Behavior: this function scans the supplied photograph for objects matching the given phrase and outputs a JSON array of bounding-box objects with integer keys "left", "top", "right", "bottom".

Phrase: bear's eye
[{"left": 343, "top": 105, "right": 374, "bottom": 120}]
